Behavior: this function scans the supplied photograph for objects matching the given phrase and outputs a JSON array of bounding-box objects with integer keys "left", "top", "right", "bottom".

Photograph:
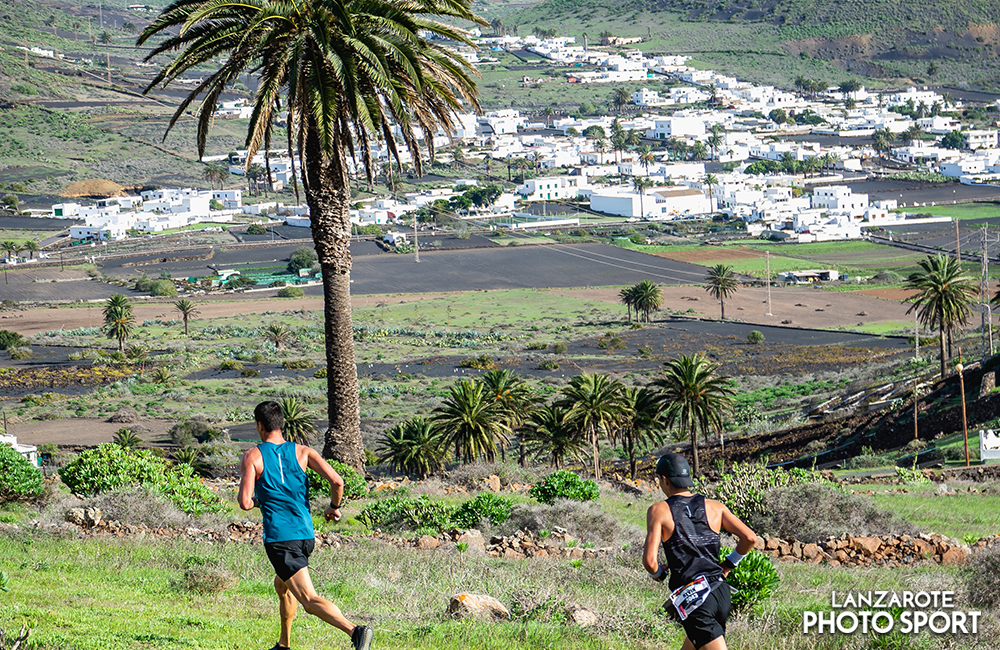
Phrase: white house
[
  {"left": 590, "top": 185, "right": 710, "bottom": 219},
  {"left": 212, "top": 190, "right": 243, "bottom": 209},
  {"left": 516, "top": 175, "right": 589, "bottom": 202},
  {"left": 1, "top": 435, "right": 38, "bottom": 467},
  {"left": 966, "top": 130, "right": 999, "bottom": 150},
  {"left": 647, "top": 116, "right": 707, "bottom": 139},
  {"left": 811, "top": 186, "right": 869, "bottom": 216}
]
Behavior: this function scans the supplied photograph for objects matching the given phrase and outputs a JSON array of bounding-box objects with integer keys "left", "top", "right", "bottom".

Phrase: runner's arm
[
  {"left": 719, "top": 504, "right": 757, "bottom": 556},
  {"left": 237, "top": 449, "right": 258, "bottom": 510},
  {"left": 643, "top": 504, "right": 666, "bottom": 578},
  {"left": 304, "top": 447, "right": 346, "bottom": 521}
]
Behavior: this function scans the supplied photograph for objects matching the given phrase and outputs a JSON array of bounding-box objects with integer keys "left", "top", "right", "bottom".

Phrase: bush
[
  {"left": 8, "top": 347, "right": 31, "bottom": 360},
  {"left": 288, "top": 246, "right": 318, "bottom": 273},
  {"left": 218, "top": 360, "right": 244, "bottom": 371},
  {"left": 452, "top": 493, "right": 513, "bottom": 529},
  {"left": 282, "top": 359, "right": 315, "bottom": 370},
  {"left": 0, "top": 330, "right": 26, "bottom": 350},
  {"left": 225, "top": 275, "right": 256, "bottom": 289},
  {"left": 459, "top": 354, "right": 496, "bottom": 370},
  {"left": 501, "top": 499, "right": 643, "bottom": 549},
  {"left": 169, "top": 419, "right": 225, "bottom": 446},
  {"left": 357, "top": 495, "right": 455, "bottom": 532},
  {"left": 696, "top": 462, "right": 804, "bottom": 522},
  {"left": 246, "top": 223, "right": 267, "bottom": 235},
  {"left": 963, "top": 546, "right": 1000, "bottom": 608},
  {"left": 269, "top": 280, "right": 287, "bottom": 288},
  {"left": 747, "top": 330, "right": 765, "bottom": 345},
  {"left": 306, "top": 460, "right": 368, "bottom": 501},
  {"left": 314, "top": 368, "right": 328, "bottom": 378},
  {"left": 241, "top": 368, "right": 260, "bottom": 378},
  {"left": 844, "top": 445, "right": 894, "bottom": 469},
  {"left": 751, "top": 482, "right": 921, "bottom": 543},
  {"left": 0, "top": 444, "right": 44, "bottom": 502},
  {"left": 537, "top": 360, "right": 559, "bottom": 370},
  {"left": 181, "top": 566, "right": 235, "bottom": 594},
  {"left": 552, "top": 343, "right": 568, "bottom": 354},
  {"left": 150, "top": 280, "right": 177, "bottom": 297},
  {"left": 529, "top": 470, "right": 598, "bottom": 505},
  {"left": 82, "top": 485, "right": 190, "bottom": 528},
  {"left": 277, "top": 286, "right": 305, "bottom": 298},
  {"left": 134, "top": 276, "right": 154, "bottom": 292},
  {"left": 719, "top": 546, "right": 779, "bottom": 613}
]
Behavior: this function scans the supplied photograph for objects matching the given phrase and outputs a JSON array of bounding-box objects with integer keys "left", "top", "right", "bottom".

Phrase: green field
[{"left": 896, "top": 202, "right": 1000, "bottom": 222}]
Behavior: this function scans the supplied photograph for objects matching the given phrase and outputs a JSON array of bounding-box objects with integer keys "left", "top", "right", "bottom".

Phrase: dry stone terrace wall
[{"left": 43, "top": 508, "right": 1000, "bottom": 570}]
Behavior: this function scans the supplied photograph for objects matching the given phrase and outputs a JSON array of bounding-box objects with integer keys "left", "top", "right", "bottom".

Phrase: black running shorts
[
  {"left": 668, "top": 581, "right": 732, "bottom": 649},
  {"left": 264, "top": 538, "right": 315, "bottom": 582}
]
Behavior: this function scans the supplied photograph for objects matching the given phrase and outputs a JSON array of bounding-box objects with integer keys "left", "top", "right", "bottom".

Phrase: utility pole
[
  {"left": 765, "top": 250, "right": 772, "bottom": 316},
  {"left": 413, "top": 215, "right": 420, "bottom": 263},
  {"left": 955, "top": 220, "right": 961, "bottom": 264},
  {"left": 914, "top": 309, "right": 919, "bottom": 359},
  {"left": 957, "top": 346, "right": 970, "bottom": 467},
  {"left": 913, "top": 378, "right": 919, "bottom": 442},
  {"left": 980, "top": 225, "right": 997, "bottom": 360}
]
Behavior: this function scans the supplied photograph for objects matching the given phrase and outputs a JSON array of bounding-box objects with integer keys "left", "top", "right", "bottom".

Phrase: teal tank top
[{"left": 255, "top": 441, "right": 314, "bottom": 543}]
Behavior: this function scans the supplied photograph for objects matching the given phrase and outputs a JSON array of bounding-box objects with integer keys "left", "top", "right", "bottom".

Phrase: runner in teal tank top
[
  {"left": 256, "top": 440, "right": 314, "bottom": 543},
  {"left": 239, "top": 401, "right": 374, "bottom": 650}
]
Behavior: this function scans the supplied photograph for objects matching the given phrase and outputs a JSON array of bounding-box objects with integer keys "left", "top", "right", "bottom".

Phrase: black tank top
[{"left": 661, "top": 494, "right": 723, "bottom": 591}]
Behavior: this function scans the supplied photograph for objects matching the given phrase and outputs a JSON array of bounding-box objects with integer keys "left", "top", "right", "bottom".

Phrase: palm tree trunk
[
  {"left": 591, "top": 424, "right": 600, "bottom": 479},
  {"left": 628, "top": 432, "right": 636, "bottom": 480},
  {"left": 519, "top": 439, "right": 526, "bottom": 467},
  {"left": 939, "top": 325, "right": 947, "bottom": 379},
  {"left": 302, "top": 127, "right": 364, "bottom": 474},
  {"left": 720, "top": 298, "right": 725, "bottom": 320},
  {"left": 691, "top": 429, "right": 700, "bottom": 475}
]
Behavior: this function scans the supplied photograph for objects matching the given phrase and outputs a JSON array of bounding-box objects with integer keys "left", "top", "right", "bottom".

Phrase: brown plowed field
[{"left": 854, "top": 288, "right": 919, "bottom": 301}]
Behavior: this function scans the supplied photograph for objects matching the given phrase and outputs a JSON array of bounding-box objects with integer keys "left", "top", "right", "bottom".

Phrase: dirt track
[{"left": 2, "top": 283, "right": 917, "bottom": 336}]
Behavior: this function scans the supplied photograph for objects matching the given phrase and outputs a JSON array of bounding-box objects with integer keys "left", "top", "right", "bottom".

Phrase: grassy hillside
[{"left": 484, "top": 0, "right": 1000, "bottom": 91}]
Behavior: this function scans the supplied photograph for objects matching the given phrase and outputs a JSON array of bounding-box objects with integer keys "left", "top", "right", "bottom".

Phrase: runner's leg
[
  {"left": 283, "top": 567, "right": 356, "bottom": 637},
  {"left": 275, "top": 575, "right": 298, "bottom": 647},
  {"left": 697, "top": 636, "right": 727, "bottom": 650}
]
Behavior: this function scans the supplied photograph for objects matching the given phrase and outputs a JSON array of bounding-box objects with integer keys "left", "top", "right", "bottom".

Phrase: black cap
[{"left": 655, "top": 453, "right": 694, "bottom": 488}]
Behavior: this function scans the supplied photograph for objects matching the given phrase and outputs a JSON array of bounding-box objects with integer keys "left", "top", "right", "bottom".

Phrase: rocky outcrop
[{"left": 755, "top": 532, "right": 972, "bottom": 567}]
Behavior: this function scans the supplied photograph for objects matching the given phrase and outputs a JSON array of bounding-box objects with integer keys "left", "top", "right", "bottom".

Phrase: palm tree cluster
[
  {"left": 378, "top": 360, "right": 734, "bottom": 481},
  {"left": 619, "top": 280, "right": 664, "bottom": 323},
  {"left": 793, "top": 76, "right": 827, "bottom": 98}
]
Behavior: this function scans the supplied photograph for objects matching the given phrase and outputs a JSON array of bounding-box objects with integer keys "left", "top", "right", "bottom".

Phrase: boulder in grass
[{"left": 447, "top": 593, "right": 510, "bottom": 621}]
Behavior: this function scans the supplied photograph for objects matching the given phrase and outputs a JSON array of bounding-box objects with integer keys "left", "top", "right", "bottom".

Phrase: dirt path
[{"left": 3, "top": 284, "right": 916, "bottom": 335}]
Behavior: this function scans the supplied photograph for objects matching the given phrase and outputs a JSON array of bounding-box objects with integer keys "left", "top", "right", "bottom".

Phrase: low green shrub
[
  {"left": 459, "top": 354, "right": 496, "bottom": 370},
  {"left": 552, "top": 343, "right": 568, "bottom": 354},
  {"left": 696, "top": 462, "right": 805, "bottom": 522},
  {"left": 537, "top": 360, "right": 559, "bottom": 370},
  {"left": 277, "top": 287, "right": 305, "bottom": 298},
  {"left": 218, "top": 360, "right": 244, "bottom": 371},
  {"left": 150, "top": 280, "right": 177, "bottom": 297},
  {"left": 306, "top": 459, "right": 368, "bottom": 501},
  {"left": 8, "top": 347, "right": 31, "bottom": 360},
  {"left": 282, "top": 359, "right": 315, "bottom": 370},
  {"left": 357, "top": 495, "right": 455, "bottom": 532},
  {"left": 747, "top": 330, "right": 765, "bottom": 345},
  {"left": 963, "top": 546, "right": 1000, "bottom": 608},
  {"left": 452, "top": 492, "right": 513, "bottom": 529},
  {"left": 0, "top": 444, "right": 44, "bottom": 502},
  {"left": 526, "top": 342, "right": 548, "bottom": 351},
  {"left": 0, "top": 330, "right": 26, "bottom": 350},
  {"left": 313, "top": 367, "right": 328, "bottom": 378},
  {"left": 240, "top": 368, "right": 259, "bottom": 378},
  {"left": 529, "top": 470, "right": 598, "bottom": 505},
  {"left": 59, "top": 444, "right": 225, "bottom": 515},
  {"left": 719, "top": 546, "right": 780, "bottom": 613}
]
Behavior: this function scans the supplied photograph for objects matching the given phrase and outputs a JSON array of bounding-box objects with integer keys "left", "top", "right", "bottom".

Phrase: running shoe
[{"left": 351, "top": 625, "right": 374, "bottom": 650}]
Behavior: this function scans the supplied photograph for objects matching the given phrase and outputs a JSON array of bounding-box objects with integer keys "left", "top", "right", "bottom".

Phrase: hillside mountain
[{"left": 487, "top": 0, "right": 1000, "bottom": 91}]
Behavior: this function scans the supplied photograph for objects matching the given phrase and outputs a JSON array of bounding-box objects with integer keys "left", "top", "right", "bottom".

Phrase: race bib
[{"left": 669, "top": 575, "right": 712, "bottom": 621}]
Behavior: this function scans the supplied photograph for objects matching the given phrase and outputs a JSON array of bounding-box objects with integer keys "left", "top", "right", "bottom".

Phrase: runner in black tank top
[{"left": 643, "top": 453, "right": 758, "bottom": 650}]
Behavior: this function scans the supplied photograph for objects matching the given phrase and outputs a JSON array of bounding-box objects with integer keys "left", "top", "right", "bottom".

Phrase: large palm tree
[
  {"left": 905, "top": 254, "right": 977, "bottom": 378},
  {"left": 103, "top": 294, "right": 135, "bottom": 353},
  {"left": 24, "top": 241, "right": 41, "bottom": 260},
  {"left": 705, "top": 264, "right": 739, "bottom": 320},
  {"left": 174, "top": 299, "right": 200, "bottom": 336},
  {"left": 377, "top": 417, "right": 448, "bottom": 478},
  {"left": 478, "top": 369, "right": 537, "bottom": 465},
  {"left": 523, "top": 404, "right": 589, "bottom": 469},
  {"left": 652, "top": 354, "right": 735, "bottom": 475},
  {"left": 139, "top": 0, "right": 483, "bottom": 474},
  {"left": 617, "top": 386, "right": 664, "bottom": 480},
  {"left": 432, "top": 379, "right": 509, "bottom": 463},
  {"left": 702, "top": 173, "right": 718, "bottom": 211},
  {"left": 558, "top": 373, "right": 624, "bottom": 479},
  {"left": 1, "top": 240, "right": 17, "bottom": 262}
]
